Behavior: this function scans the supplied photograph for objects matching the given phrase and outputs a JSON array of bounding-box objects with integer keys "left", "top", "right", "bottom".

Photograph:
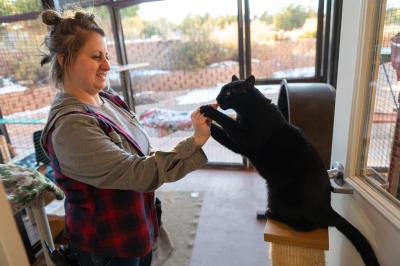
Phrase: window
[
  {"left": 0, "top": 17, "right": 51, "bottom": 163},
  {"left": 249, "top": 1, "right": 319, "bottom": 80},
  {"left": 363, "top": 0, "right": 400, "bottom": 201},
  {"left": 0, "top": 0, "right": 42, "bottom": 16},
  {"left": 0, "top": 0, "right": 338, "bottom": 167},
  {"left": 118, "top": 0, "right": 243, "bottom": 165}
]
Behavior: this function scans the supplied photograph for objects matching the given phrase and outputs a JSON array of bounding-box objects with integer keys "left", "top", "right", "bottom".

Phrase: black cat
[{"left": 200, "top": 75, "right": 379, "bottom": 266}]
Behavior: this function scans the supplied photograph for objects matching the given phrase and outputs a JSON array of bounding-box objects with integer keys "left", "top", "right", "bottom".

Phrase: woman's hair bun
[
  {"left": 42, "top": 9, "right": 62, "bottom": 26},
  {"left": 74, "top": 11, "right": 95, "bottom": 22}
]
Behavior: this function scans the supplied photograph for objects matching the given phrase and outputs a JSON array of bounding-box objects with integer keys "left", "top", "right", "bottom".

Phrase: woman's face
[{"left": 65, "top": 32, "right": 110, "bottom": 94}]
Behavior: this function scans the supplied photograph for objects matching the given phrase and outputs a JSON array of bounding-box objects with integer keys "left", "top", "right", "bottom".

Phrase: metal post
[{"left": 30, "top": 194, "right": 55, "bottom": 266}]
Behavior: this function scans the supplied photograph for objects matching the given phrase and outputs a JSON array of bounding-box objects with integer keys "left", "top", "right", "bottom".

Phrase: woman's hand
[{"left": 191, "top": 104, "right": 218, "bottom": 147}]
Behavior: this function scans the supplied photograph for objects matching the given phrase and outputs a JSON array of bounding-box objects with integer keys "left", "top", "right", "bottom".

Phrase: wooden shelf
[{"left": 264, "top": 219, "right": 329, "bottom": 250}]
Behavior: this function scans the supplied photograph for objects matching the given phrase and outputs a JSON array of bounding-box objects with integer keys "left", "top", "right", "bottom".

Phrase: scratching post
[{"left": 264, "top": 219, "right": 329, "bottom": 266}]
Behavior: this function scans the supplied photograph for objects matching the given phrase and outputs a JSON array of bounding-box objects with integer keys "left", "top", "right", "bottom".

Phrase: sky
[
  {"left": 137, "top": 0, "right": 319, "bottom": 23},
  {"left": 388, "top": 0, "right": 400, "bottom": 8}
]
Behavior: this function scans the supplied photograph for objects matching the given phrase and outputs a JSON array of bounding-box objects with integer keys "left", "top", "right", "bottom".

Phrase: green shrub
[
  {"left": 385, "top": 8, "right": 400, "bottom": 25},
  {"left": 299, "top": 30, "right": 316, "bottom": 39},
  {"left": 170, "top": 14, "right": 237, "bottom": 70},
  {"left": 142, "top": 18, "right": 176, "bottom": 39},
  {"left": 13, "top": 53, "right": 49, "bottom": 87},
  {"left": 273, "top": 4, "right": 315, "bottom": 31},
  {"left": 171, "top": 40, "right": 237, "bottom": 71},
  {"left": 259, "top": 11, "right": 273, "bottom": 24},
  {"left": 0, "top": 0, "right": 41, "bottom": 16}
]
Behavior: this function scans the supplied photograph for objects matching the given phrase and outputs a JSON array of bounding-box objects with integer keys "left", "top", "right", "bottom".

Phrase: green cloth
[{"left": 0, "top": 164, "right": 64, "bottom": 213}]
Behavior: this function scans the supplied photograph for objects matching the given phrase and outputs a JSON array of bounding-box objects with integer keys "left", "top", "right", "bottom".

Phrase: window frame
[
  {"left": 0, "top": 0, "right": 340, "bottom": 105},
  {"left": 0, "top": 0, "right": 342, "bottom": 169},
  {"left": 359, "top": 0, "right": 400, "bottom": 208},
  {"left": 331, "top": 0, "right": 400, "bottom": 226},
  {"left": 242, "top": 0, "right": 343, "bottom": 88}
]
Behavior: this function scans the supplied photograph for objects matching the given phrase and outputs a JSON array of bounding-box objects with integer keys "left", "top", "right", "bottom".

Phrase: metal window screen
[
  {"left": 0, "top": 4, "right": 122, "bottom": 167},
  {"left": 56, "top": 0, "right": 110, "bottom": 9},
  {"left": 0, "top": 17, "right": 53, "bottom": 167},
  {"left": 364, "top": 0, "right": 400, "bottom": 200}
]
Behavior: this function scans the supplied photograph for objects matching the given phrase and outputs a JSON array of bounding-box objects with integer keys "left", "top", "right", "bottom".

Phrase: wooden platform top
[{"left": 264, "top": 219, "right": 329, "bottom": 250}]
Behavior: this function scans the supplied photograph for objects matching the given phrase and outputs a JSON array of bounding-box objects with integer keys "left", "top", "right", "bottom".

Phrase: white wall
[
  {"left": 330, "top": 0, "right": 400, "bottom": 265},
  {"left": 329, "top": 190, "right": 400, "bottom": 266}
]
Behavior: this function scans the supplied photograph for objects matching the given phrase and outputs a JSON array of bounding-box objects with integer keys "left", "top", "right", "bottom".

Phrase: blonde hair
[{"left": 41, "top": 9, "right": 105, "bottom": 89}]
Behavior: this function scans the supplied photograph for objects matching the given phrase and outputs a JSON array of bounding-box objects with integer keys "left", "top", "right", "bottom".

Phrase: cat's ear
[
  {"left": 232, "top": 75, "right": 239, "bottom": 81},
  {"left": 245, "top": 75, "right": 255, "bottom": 87}
]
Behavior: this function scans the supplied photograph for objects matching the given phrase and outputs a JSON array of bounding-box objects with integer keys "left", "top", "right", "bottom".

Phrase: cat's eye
[{"left": 226, "top": 91, "right": 231, "bottom": 96}]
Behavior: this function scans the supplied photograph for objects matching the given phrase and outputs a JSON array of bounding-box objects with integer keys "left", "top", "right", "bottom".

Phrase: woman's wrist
[{"left": 193, "top": 135, "right": 207, "bottom": 148}]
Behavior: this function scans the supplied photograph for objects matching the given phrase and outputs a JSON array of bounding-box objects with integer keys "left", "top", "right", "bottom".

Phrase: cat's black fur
[{"left": 200, "top": 75, "right": 379, "bottom": 266}]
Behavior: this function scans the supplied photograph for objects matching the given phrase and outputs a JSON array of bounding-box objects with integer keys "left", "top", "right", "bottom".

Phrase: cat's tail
[{"left": 329, "top": 209, "right": 380, "bottom": 266}]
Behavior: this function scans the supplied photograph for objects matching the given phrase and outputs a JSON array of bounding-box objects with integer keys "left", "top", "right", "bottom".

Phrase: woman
[{"left": 40, "top": 9, "right": 210, "bottom": 266}]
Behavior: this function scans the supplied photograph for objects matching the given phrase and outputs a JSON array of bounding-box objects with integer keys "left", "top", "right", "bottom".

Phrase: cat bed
[
  {"left": 0, "top": 164, "right": 63, "bottom": 213},
  {"left": 15, "top": 153, "right": 55, "bottom": 182},
  {"left": 139, "top": 108, "right": 192, "bottom": 137},
  {"left": 0, "top": 164, "right": 64, "bottom": 266},
  {"left": 278, "top": 80, "right": 335, "bottom": 169}
]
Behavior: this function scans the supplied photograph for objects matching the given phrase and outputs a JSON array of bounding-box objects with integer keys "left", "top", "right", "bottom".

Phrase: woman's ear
[{"left": 56, "top": 53, "right": 65, "bottom": 67}]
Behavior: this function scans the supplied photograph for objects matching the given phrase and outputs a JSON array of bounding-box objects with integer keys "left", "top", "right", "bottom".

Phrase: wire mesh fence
[
  {"left": 0, "top": 0, "right": 324, "bottom": 167},
  {"left": 365, "top": 0, "right": 400, "bottom": 199},
  {"left": 0, "top": 15, "right": 53, "bottom": 167}
]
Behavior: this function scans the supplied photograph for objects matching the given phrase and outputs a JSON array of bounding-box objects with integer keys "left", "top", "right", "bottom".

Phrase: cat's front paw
[{"left": 199, "top": 105, "right": 217, "bottom": 118}]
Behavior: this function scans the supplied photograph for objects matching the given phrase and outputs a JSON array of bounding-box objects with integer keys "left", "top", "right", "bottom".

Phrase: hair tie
[{"left": 40, "top": 55, "right": 52, "bottom": 66}]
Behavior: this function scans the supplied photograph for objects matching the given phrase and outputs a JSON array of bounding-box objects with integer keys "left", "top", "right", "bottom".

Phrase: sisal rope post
[{"left": 264, "top": 219, "right": 329, "bottom": 266}]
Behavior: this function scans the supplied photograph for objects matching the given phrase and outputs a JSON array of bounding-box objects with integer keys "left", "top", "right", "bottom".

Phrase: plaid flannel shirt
[{"left": 43, "top": 92, "right": 158, "bottom": 257}]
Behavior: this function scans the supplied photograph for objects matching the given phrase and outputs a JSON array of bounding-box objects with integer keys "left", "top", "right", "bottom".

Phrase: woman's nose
[{"left": 101, "top": 57, "right": 111, "bottom": 71}]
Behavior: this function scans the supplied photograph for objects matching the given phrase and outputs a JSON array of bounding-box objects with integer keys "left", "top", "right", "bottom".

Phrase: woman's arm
[{"left": 52, "top": 113, "right": 208, "bottom": 192}]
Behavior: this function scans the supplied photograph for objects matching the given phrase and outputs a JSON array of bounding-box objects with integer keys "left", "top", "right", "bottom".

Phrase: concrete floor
[{"left": 158, "top": 168, "right": 270, "bottom": 266}]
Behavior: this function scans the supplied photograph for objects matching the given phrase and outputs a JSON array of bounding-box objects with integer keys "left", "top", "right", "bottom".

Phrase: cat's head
[{"left": 217, "top": 75, "right": 269, "bottom": 111}]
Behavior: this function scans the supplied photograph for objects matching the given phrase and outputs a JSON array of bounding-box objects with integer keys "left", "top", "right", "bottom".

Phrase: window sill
[{"left": 347, "top": 176, "right": 400, "bottom": 230}]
